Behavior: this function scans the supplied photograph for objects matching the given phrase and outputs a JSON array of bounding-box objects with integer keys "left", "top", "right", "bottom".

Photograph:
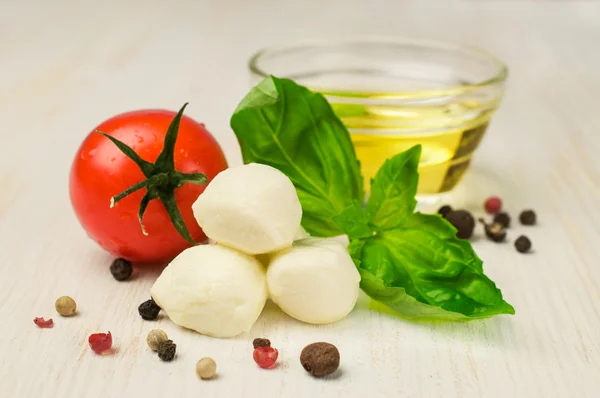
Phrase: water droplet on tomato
[
  {"left": 136, "top": 135, "right": 144, "bottom": 143},
  {"left": 110, "top": 156, "right": 116, "bottom": 163},
  {"left": 88, "top": 149, "right": 97, "bottom": 157}
]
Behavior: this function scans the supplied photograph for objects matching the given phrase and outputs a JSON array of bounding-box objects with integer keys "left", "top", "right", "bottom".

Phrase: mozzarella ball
[
  {"left": 267, "top": 237, "right": 360, "bottom": 324},
  {"left": 151, "top": 244, "right": 267, "bottom": 338},
  {"left": 192, "top": 163, "right": 302, "bottom": 255}
]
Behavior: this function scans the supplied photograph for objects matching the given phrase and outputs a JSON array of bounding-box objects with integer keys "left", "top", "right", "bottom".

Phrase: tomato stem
[
  {"left": 97, "top": 103, "right": 205, "bottom": 244},
  {"left": 173, "top": 172, "right": 207, "bottom": 187}
]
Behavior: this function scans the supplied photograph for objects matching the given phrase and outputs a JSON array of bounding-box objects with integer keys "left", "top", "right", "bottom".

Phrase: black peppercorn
[
  {"left": 300, "top": 342, "right": 340, "bottom": 377},
  {"left": 515, "top": 236, "right": 532, "bottom": 253},
  {"left": 253, "top": 338, "right": 271, "bottom": 349},
  {"left": 444, "top": 210, "right": 475, "bottom": 239},
  {"left": 438, "top": 205, "right": 453, "bottom": 218},
  {"left": 138, "top": 298, "right": 161, "bottom": 320},
  {"left": 157, "top": 339, "right": 176, "bottom": 361},
  {"left": 479, "top": 219, "right": 506, "bottom": 242},
  {"left": 110, "top": 258, "right": 133, "bottom": 281},
  {"left": 520, "top": 210, "right": 536, "bottom": 225},
  {"left": 493, "top": 212, "right": 511, "bottom": 228}
]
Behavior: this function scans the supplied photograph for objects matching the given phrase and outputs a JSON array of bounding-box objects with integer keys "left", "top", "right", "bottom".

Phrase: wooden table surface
[{"left": 1, "top": 1, "right": 599, "bottom": 397}]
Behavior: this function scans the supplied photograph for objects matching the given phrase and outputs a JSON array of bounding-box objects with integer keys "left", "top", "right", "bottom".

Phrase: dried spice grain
[
  {"left": 34, "top": 317, "right": 54, "bottom": 328},
  {"left": 157, "top": 339, "right": 176, "bottom": 361},
  {"left": 138, "top": 298, "right": 161, "bottom": 320},
  {"left": 147, "top": 329, "right": 168, "bottom": 351},
  {"left": 196, "top": 357, "right": 217, "bottom": 379},
  {"left": 110, "top": 258, "right": 133, "bottom": 281},
  {"left": 253, "top": 346, "right": 278, "bottom": 369},
  {"left": 493, "top": 212, "right": 511, "bottom": 228},
  {"left": 515, "top": 236, "right": 532, "bottom": 253},
  {"left": 445, "top": 210, "right": 475, "bottom": 239},
  {"left": 479, "top": 219, "right": 506, "bottom": 242},
  {"left": 89, "top": 331, "right": 112, "bottom": 354},
  {"left": 253, "top": 338, "right": 271, "bottom": 349},
  {"left": 300, "top": 342, "right": 340, "bottom": 378},
  {"left": 484, "top": 196, "right": 502, "bottom": 214},
  {"left": 55, "top": 296, "right": 77, "bottom": 317},
  {"left": 520, "top": 210, "right": 536, "bottom": 225}
]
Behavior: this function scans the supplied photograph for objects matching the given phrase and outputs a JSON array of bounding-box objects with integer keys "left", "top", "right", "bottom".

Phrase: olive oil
[{"left": 327, "top": 96, "right": 495, "bottom": 195}]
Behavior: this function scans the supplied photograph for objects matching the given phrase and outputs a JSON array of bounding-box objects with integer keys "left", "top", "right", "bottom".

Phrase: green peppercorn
[{"left": 55, "top": 296, "right": 77, "bottom": 317}]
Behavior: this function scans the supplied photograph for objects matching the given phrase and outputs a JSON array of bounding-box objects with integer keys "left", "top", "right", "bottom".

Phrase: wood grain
[{"left": 0, "top": 0, "right": 599, "bottom": 397}]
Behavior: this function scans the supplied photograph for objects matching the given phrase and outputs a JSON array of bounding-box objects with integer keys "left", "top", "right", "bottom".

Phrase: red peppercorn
[
  {"left": 89, "top": 331, "right": 113, "bottom": 354},
  {"left": 253, "top": 346, "right": 278, "bottom": 369},
  {"left": 34, "top": 317, "right": 54, "bottom": 328},
  {"left": 484, "top": 196, "right": 502, "bottom": 214}
]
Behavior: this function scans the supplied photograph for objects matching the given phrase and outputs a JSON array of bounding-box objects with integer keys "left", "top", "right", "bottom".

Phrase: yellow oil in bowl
[
  {"left": 250, "top": 37, "right": 507, "bottom": 196},
  {"left": 329, "top": 97, "right": 496, "bottom": 194}
]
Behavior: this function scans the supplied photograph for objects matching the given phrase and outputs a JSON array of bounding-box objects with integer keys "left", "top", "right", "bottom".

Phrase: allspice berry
[
  {"left": 300, "top": 342, "right": 340, "bottom": 378},
  {"left": 493, "top": 212, "right": 511, "bottom": 228},
  {"left": 55, "top": 296, "right": 77, "bottom": 317},
  {"left": 157, "top": 340, "right": 176, "bottom": 361},
  {"left": 196, "top": 357, "right": 217, "bottom": 380},
  {"left": 515, "top": 235, "right": 532, "bottom": 253},
  {"left": 146, "top": 329, "right": 168, "bottom": 351},
  {"left": 479, "top": 219, "right": 506, "bottom": 242},
  {"left": 444, "top": 210, "right": 475, "bottom": 239},
  {"left": 520, "top": 210, "right": 537, "bottom": 225}
]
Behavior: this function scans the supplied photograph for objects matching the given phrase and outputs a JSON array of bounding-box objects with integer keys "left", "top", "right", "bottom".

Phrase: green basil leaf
[
  {"left": 365, "top": 145, "right": 421, "bottom": 230},
  {"left": 230, "top": 76, "right": 364, "bottom": 237},
  {"left": 354, "top": 213, "right": 515, "bottom": 320},
  {"left": 332, "top": 201, "right": 373, "bottom": 239},
  {"left": 358, "top": 269, "right": 476, "bottom": 321}
]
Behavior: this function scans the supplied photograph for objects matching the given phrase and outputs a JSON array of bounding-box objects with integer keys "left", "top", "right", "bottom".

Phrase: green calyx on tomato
[{"left": 96, "top": 103, "right": 207, "bottom": 244}]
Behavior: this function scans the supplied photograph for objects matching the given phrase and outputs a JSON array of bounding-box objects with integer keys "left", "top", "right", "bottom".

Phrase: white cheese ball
[
  {"left": 151, "top": 244, "right": 267, "bottom": 338},
  {"left": 192, "top": 163, "right": 302, "bottom": 255},
  {"left": 267, "top": 237, "right": 360, "bottom": 324}
]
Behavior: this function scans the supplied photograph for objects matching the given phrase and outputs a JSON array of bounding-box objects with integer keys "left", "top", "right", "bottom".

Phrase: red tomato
[{"left": 69, "top": 109, "right": 228, "bottom": 263}]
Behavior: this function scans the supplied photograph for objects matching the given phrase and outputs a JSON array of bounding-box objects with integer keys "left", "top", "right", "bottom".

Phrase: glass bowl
[{"left": 249, "top": 36, "right": 508, "bottom": 196}]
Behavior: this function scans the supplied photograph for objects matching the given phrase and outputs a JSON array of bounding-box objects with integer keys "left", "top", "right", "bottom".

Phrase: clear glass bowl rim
[{"left": 248, "top": 35, "right": 508, "bottom": 97}]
